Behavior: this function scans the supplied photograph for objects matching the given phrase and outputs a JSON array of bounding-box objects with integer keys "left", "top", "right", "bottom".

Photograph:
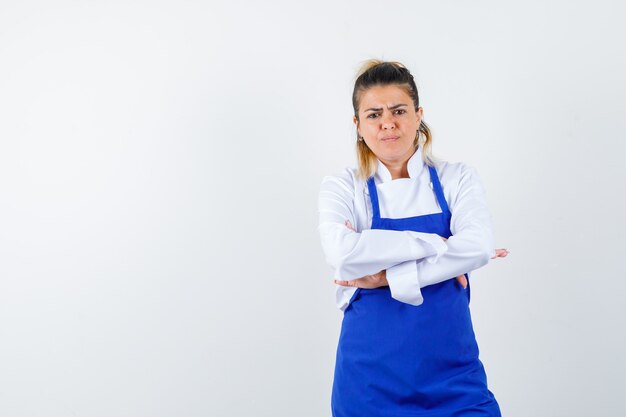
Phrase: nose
[{"left": 381, "top": 113, "right": 395, "bottom": 129}]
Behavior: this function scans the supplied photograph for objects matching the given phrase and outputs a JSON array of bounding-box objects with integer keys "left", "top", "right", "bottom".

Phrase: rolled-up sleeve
[{"left": 318, "top": 173, "right": 448, "bottom": 282}]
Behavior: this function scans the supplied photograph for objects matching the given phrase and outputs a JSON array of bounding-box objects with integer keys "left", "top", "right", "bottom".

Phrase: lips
[{"left": 381, "top": 136, "right": 399, "bottom": 141}]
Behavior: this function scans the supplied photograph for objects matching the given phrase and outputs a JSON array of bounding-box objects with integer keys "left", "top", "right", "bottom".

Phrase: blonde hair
[{"left": 352, "top": 59, "right": 439, "bottom": 180}]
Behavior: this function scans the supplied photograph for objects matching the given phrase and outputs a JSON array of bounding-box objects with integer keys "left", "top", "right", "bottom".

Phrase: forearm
[
  {"left": 386, "top": 227, "right": 494, "bottom": 305},
  {"left": 417, "top": 231, "right": 494, "bottom": 287},
  {"left": 318, "top": 222, "right": 448, "bottom": 281}
]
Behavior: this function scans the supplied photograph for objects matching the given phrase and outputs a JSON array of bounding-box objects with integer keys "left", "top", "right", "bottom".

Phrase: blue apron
[{"left": 331, "top": 165, "right": 501, "bottom": 417}]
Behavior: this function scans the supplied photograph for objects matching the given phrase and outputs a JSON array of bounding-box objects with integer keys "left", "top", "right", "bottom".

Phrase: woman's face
[{"left": 354, "top": 84, "right": 423, "bottom": 165}]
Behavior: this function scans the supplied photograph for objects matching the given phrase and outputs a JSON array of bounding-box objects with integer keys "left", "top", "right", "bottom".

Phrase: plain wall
[{"left": 1, "top": 0, "right": 625, "bottom": 416}]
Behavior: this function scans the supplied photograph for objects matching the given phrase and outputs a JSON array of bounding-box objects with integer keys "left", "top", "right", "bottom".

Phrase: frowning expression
[{"left": 354, "top": 84, "right": 423, "bottom": 164}]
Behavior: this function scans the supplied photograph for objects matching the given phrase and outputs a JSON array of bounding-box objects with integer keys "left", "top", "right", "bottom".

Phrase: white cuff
[
  {"left": 407, "top": 231, "right": 448, "bottom": 264},
  {"left": 386, "top": 261, "right": 423, "bottom": 306}
]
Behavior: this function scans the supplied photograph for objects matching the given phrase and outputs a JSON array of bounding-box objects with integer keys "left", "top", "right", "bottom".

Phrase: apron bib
[{"left": 331, "top": 165, "right": 501, "bottom": 417}]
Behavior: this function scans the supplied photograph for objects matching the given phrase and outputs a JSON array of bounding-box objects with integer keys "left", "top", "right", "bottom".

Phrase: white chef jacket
[{"left": 318, "top": 150, "right": 496, "bottom": 311}]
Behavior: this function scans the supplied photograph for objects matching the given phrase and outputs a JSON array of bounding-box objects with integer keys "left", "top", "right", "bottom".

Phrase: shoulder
[
  {"left": 433, "top": 159, "right": 481, "bottom": 187},
  {"left": 432, "top": 160, "right": 490, "bottom": 213},
  {"left": 432, "top": 160, "right": 487, "bottom": 204},
  {"left": 318, "top": 166, "right": 367, "bottom": 212},
  {"left": 319, "top": 166, "right": 363, "bottom": 196}
]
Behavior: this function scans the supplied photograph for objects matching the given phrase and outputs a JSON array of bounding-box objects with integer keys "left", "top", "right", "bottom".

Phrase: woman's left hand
[{"left": 334, "top": 220, "right": 389, "bottom": 288}]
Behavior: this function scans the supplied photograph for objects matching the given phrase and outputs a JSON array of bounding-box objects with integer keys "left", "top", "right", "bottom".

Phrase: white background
[{"left": 1, "top": 1, "right": 625, "bottom": 416}]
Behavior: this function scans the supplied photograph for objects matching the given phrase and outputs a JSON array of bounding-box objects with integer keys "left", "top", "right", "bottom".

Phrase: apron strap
[
  {"left": 366, "top": 177, "right": 381, "bottom": 220},
  {"left": 428, "top": 165, "right": 450, "bottom": 213}
]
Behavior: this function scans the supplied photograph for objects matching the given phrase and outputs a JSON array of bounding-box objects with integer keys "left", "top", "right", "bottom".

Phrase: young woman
[{"left": 318, "top": 60, "right": 508, "bottom": 417}]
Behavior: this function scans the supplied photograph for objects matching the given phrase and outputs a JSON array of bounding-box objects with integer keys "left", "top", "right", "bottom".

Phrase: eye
[
  {"left": 367, "top": 113, "right": 379, "bottom": 119},
  {"left": 394, "top": 109, "right": 406, "bottom": 115}
]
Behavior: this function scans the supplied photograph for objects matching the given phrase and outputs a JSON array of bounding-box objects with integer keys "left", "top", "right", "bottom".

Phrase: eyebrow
[{"left": 363, "top": 103, "right": 408, "bottom": 113}]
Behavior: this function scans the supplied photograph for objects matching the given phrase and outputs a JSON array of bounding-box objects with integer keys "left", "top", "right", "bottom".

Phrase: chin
[{"left": 376, "top": 144, "right": 413, "bottom": 160}]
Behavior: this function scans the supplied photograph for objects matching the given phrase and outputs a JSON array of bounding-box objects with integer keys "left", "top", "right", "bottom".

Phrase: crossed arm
[
  {"left": 318, "top": 165, "right": 508, "bottom": 306},
  {"left": 335, "top": 218, "right": 508, "bottom": 288}
]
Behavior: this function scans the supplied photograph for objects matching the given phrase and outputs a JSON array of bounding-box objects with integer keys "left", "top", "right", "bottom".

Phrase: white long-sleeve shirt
[{"left": 318, "top": 150, "right": 496, "bottom": 311}]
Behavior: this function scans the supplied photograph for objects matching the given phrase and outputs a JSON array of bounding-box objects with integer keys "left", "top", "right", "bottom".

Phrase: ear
[
  {"left": 353, "top": 115, "right": 360, "bottom": 135},
  {"left": 416, "top": 107, "right": 423, "bottom": 124}
]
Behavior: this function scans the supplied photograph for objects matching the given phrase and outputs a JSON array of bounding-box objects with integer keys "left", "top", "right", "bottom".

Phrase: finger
[
  {"left": 493, "top": 248, "right": 510, "bottom": 258},
  {"left": 491, "top": 248, "right": 509, "bottom": 258},
  {"left": 456, "top": 275, "right": 468, "bottom": 289}
]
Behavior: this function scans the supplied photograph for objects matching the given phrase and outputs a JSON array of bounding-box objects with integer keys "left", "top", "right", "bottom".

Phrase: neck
[
  {"left": 380, "top": 148, "right": 416, "bottom": 180},
  {"left": 380, "top": 159, "right": 409, "bottom": 180}
]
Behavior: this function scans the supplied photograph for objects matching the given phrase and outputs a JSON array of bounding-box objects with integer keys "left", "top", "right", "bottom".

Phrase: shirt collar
[{"left": 375, "top": 148, "right": 424, "bottom": 183}]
